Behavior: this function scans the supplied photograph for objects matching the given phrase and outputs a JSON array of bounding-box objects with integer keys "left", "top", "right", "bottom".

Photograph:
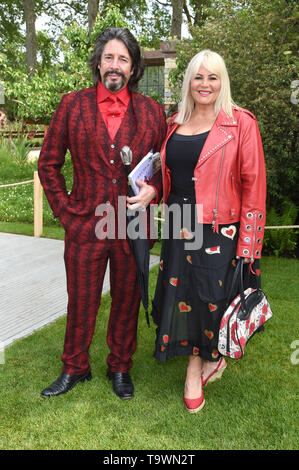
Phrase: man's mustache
[{"left": 104, "top": 70, "right": 125, "bottom": 79}]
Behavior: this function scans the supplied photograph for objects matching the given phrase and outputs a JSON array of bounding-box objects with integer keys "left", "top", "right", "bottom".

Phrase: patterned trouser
[{"left": 61, "top": 235, "right": 141, "bottom": 375}]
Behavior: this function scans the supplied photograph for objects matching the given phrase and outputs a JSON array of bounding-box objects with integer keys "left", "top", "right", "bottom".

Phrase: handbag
[{"left": 218, "top": 258, "right": 273, "bottom": 359}]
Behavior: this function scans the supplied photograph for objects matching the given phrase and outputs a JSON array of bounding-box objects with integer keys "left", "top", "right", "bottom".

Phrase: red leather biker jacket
[{"left": 160, "top": 106, "right": 267, "bottom": 260}]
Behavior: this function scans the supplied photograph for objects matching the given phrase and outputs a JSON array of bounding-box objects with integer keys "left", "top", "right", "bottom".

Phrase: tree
[
  {"left": 170, "top": 0, "right": 299, "bottom": 211},
  {"left": 0, "top": 5, "right": 131, "bottom": 123},
  {"left": 23, "top": 0, "right": 37, "bottom": 78},
  {"left": 0, "top": 1, "right": 23, "bottom": 61},
  {"left": 188, "top": 0, "right": 212, "bottom": 27},
  {"left": 36, "top": 0, "right": 87, "bottom": 37},
  {"left": 88, "top": 0, "right": 99, "bottom": 35},
  {"left": 171, "top": 0, "right": 184, "bottom": 38}
]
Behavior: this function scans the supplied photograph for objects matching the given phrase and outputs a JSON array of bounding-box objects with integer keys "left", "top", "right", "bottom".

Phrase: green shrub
[
  {"left": 0, "top": 142, "right": 35, "bottom": 182},
  {"left": 0, "top": 148, "right": 73, "bottom": 226},
  {"left": 8, "top": 136, "right": 34, "bottom": 165},
  {"left": 263, "top": 198, "right": 298, "bottom": 257},
  {"left": 169, "top": 0, "right": 298, "bottom": 215}
]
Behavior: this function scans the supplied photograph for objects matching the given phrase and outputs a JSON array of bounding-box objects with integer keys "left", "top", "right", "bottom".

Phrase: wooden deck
[{"left": 0, "top": 233, "right": 159, "bottom": 348}]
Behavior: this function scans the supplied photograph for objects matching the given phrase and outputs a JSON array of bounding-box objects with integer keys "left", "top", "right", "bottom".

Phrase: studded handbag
[{"left": 218, "top": 258, "right": 273, "bottom": 359}]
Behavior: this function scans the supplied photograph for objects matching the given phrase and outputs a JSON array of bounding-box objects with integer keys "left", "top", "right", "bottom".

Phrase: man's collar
[{"left": 97, "top": 80, "right": 130, "bottom": 104}]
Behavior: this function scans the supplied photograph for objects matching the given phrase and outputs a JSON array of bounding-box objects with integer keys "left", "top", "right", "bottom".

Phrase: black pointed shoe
[
  {"left": 41, "top": 371, "right": 92, "bottom": 397},
  {"left": 107, "top": 369, "right": 134, "bottom": 399}
]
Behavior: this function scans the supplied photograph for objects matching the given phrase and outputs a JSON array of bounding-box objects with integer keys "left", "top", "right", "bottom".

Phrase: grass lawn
[
  {"left": 0, "top": 153, "right": 298, "bottom": 450},
  {"left": 0, "top": 248, "right": 298, "bottom": 450},
  {"left": 0, "top": 221, "right": 65, "bottom": 240}
]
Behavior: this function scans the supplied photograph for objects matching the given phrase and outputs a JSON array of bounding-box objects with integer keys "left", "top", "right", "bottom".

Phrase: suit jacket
[{"left": 38, "top": 86, "right": 167, "bottom": 245}]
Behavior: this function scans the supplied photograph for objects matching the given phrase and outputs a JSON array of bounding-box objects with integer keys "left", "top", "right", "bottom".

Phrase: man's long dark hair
[{"left": 89, "top": 27, "right": 145, "bottom": 92}]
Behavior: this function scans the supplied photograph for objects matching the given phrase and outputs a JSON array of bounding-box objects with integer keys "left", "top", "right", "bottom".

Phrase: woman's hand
[
  {"left": 236, "top": 256, "right": 251, "bottom": 264},
  {"left": 126, "top": 180, "right": 156, "bottom": 211}
]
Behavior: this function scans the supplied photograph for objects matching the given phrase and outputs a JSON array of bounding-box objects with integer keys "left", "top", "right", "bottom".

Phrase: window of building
[{"left": 138, "top": 65, "right": 164, "bottom": 101}]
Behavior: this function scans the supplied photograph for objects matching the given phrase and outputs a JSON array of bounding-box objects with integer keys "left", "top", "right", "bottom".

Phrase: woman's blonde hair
[{"left": 175, "top": 49, "right": 235, "bottom": 124}]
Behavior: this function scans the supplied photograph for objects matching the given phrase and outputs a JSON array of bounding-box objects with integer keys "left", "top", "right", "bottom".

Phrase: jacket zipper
[
  {"left": 212, "top": 145, "right": 225, "bottom": 232},
  {"left": 230, "top": 172, "right": 235, "bottom": 192},
  {"left": 161, "top": 122, "right": 178, "bottom": 206}
]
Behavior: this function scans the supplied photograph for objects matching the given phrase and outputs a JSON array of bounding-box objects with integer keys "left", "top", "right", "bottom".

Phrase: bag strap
[
  {"left": 239, "top": 258, "right": 247, "bottom": 312},
  {"left": 226, "top": 258, "right": 262, "bottom": 310},
  {"left": 239, "top": 258, "right": 262, "bottom": 315},
  {"left": 226, "top": 258, "right": 242, "bottom": 307}
]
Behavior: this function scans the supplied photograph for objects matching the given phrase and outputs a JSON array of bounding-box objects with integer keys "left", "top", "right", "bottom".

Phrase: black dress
[{"left": 151, "top": 131, "right": 256, "bottom": 362}]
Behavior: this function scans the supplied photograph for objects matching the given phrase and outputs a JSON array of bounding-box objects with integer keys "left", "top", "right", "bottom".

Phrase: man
[{"left": 38, "top": 28, "right": 167, "bottom": 399}]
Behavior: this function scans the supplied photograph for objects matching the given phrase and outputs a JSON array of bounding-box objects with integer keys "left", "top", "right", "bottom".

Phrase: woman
[{"left": 151, "top": 50, "right": 267, "bottom": 413}]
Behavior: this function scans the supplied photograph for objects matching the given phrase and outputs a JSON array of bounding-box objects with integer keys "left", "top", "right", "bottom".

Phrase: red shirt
[{"left": 96, "top": 81, "right": 130, "bottom": 140}]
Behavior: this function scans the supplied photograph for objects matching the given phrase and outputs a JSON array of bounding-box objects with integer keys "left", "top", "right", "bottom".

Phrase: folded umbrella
[{"left": 120, "top": 146, "right": 151, "bottom": 327}]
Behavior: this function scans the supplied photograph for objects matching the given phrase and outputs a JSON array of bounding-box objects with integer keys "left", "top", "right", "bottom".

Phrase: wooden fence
[{"left": 0, "top": 125, "right": 48, "bottom": 142}]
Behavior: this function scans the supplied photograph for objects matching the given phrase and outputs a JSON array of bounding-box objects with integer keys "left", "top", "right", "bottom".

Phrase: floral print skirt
[{"left": 151, "top": 193, "right": 258, "bottom": 363}]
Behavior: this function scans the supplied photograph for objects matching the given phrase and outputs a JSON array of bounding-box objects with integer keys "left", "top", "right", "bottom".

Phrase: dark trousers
[{"left": 61, "top": 235, "right": 141, "bottom": 375}]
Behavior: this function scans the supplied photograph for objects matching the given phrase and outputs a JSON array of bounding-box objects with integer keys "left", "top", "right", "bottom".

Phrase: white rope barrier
[
  {"left": 153, "top": 217, "right": 299, "bottom": 229},
  {"left": 265, "top": 225, "right": 299, "bottom": 229},
  {"left": 0, "top": 177, "right": 298, "bottom": 236},
  {"left": 0, "top": 172, "right": 43, "bottom": 237},
  {"left": 0, "top": 180, "right": 34, "bottom": 188}
]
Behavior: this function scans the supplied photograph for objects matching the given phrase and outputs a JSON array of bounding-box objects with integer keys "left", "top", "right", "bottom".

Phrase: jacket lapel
[
  {"left": 79, "top": 86, "right": 117, "bottom": 175},
  {"left": 79, "top": 86, "right": 99, "bottom": 146},
  {"left": 128, "top": 93, "right": 150, "bottom": 164},
  {"left": 113, "top": 99, "right": 137, "bottom": 157},
  {"left": 195, "top": 108, "right": 237, "bottom": 169}
]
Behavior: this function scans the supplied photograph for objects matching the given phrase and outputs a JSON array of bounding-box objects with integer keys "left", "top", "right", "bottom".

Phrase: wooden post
[{"left": 34, "top": 170, "right": 43, "bottom": 237}]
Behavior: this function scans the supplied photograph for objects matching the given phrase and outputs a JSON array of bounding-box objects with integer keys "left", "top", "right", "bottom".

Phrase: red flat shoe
[
  {"left": 184, "top": 391, "right": 205, "bottom": 413},
  {"left": 202, "top": 357, "right": 227, "bottom": 387}
]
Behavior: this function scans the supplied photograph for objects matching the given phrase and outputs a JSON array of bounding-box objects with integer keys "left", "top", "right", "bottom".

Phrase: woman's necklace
[
  {"left": 178, "top": 115, "right": 216, "bottom": 135},
  {"left": 190, "top": 113, "right": 216, "bottom": 134}
]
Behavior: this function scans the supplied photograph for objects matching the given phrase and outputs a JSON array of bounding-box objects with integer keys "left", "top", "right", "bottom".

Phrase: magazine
[{"left": 128, "top": 150, "right": 161, "bottom": 195}]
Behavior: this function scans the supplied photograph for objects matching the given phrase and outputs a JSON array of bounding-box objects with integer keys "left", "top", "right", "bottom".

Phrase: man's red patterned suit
[{"left": 38, "top": 85, "right": 167, "bottom": 376}]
